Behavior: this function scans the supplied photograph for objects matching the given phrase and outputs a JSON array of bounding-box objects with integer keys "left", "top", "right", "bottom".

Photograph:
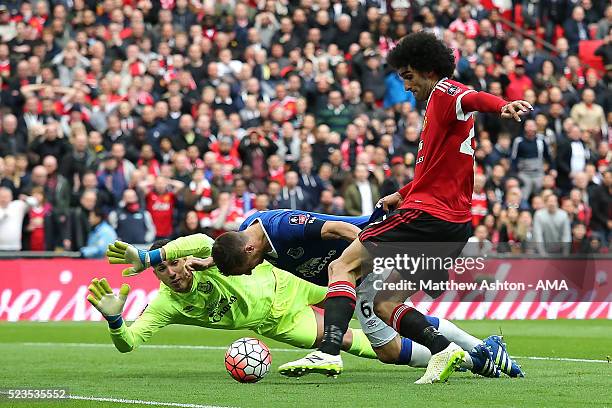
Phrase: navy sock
[
  {"left": 396, "top": 337, "right": 413, "bottom": 365},
  {"left": 425, "top": 315, "right": 440, "bottom": 329}
]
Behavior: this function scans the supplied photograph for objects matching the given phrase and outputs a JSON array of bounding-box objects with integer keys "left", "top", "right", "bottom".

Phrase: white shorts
[{"left": 356, "top": 271, "right": 399, "bottom": 348}]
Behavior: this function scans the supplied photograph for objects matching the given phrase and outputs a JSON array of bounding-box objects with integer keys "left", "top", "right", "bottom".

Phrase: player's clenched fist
[{"left": 87, "top": 278, "right": 130, "bottom": 328}]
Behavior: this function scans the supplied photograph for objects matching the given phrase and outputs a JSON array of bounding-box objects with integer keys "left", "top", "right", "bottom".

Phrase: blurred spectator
[
  {"left": 97, "top": 154, "right": 127, "bottom": 203},
  {"left": 563, "top": 6, "right": 591, "bottom": 54},
  {"left": 108, "top": 189, "right": 156, "bottom": 245},
  {"left": 472, "top": 174, "right": 489, "bottom": 227},
  {"left": 570, "top": 89, "right": 607, "bottom": 138},
  {"left": 317, "top": 90, "right": 354, "bottom": 136},
  {"left": 450, "top": 6, "right": 480, "bottom": 39},
  {"left": 556, "top": 124, "right": 593, "bottom": 194},
  {"left": 80, "top": 207, "right": 117, "bottom": 258},
  {"left": 0, "top": 114, "right": 27, "bottom": 156},
  {"left": 177, "top": 210, "right": 206, "bottom": 238},
  {"left": 231, "top": 178, "right": 256, "bottom": 214},
  {"left": 506, "top": 60, "right": 533, "bottom": 101},
  {"left": 245, "top": 193, "right": 272, "bottom": 218},
  {"left": 313, "top": 189, "right": 345, "bottom": 215},
  {"left": 64, "top": 189, "right": 97, "bottom": 252},
  {"left": 297, "top": 155, "right": 325, "bottom": 209},
  {"left": 201, "top": 192, "right": 245, "bottom": 238},
  {"left": 596, "top": 6, "right": 612, "bottom": 39},
  {"left": 533, "top": 194, "right": 572, "bottom": 255},
  {"left": 238, "top": 128, "right": 278, "bottom": 184},
  {"left": 41, "top": 155, "right": 71, "bottom": 216},
  {"left": 589, "top": 169, "right": 611, "bottom": 246},
  {"left": 0, "top": 156, "right": 16, "bottom": 197},
  {"left": 60, "top": 132, "right": 96, "bottom": 182},
  {"left": 344, "top": 164, "right": 379, "bottom": 216},
  {"left": 380, "top": 156, "right": 410, "bottom": 198},
  {"left": 0, "top": 187, "right": 36, "bottom": 250},
  {"left": 570, "top": 222, "right": 591, "bottom": 253},
  {"left": 463, "top": 224, "right": 494, "bottom": 257},
  {"left": 182, "top": 167, "right": 218, "bottom": 218},
  {"left": 110, "top": 142, "right": 136, "bottom": 185},
  {"left": 24, "top": 186, "right": 56, "bottom": 251},
  {"left": 143, "top": 176, "right": 182, "bottom": 240},
  {"left": 511, "top": 119, "right": 556, "bottom": 199},
  {"left": 278, "top": 171, "right": 311, "bottom": 211},
  {"left": 29, "top": 122, "right": 70, "bottom": 164}
]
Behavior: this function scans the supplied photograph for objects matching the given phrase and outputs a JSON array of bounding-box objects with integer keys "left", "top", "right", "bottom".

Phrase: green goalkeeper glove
[
  {"left": 106, "top": 241, "right": 165, "bottom": 277},
  {"left": 86, "top": 278, "right": 130, "bottom": 329}
]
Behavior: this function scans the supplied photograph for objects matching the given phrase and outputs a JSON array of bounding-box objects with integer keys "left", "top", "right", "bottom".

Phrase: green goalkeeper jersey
[{"left": 109, "top": 234, "right": 277, "bottom": 352}]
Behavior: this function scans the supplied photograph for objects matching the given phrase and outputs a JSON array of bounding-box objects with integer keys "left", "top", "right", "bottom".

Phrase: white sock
[
  {"left": 437, "top": 319, "right": 481, "bottom": 351},
  {"left": 409, "top": 342, "right": 432, "bottom": 368}
]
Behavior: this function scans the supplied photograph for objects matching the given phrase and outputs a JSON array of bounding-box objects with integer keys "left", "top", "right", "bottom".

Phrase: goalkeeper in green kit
[{"left": 86, "top": 233, "right": 376, "bottom": 358}]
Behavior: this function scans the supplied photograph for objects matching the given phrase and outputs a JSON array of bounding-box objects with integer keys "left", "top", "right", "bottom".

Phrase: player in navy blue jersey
[{"left": 209, "top": 209, "right": 516, "bottom": 378}]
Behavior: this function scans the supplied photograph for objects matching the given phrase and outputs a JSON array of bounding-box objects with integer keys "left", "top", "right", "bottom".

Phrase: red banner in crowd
[
  {"left": 0, "top": 259, "right": 610, "bottom": 321},
  {"left": 0, "top": 259, "right": 160, "bottom": 322}
]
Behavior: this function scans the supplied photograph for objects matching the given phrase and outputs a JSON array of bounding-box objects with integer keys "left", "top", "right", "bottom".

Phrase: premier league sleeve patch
[
  {"left": 447, "top": 85, "right": 459, "bottom": 96},
  {"left": 289, "top": 214, "right": 309, "bottom": 225}
]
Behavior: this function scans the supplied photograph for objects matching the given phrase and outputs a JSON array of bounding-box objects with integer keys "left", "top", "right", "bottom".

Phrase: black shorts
[
  {"left": 359, "top": 209, "right": 472, "bottom": 243},
  {"left": 359, "top": 209, "right": 472, "bottom": 298}
]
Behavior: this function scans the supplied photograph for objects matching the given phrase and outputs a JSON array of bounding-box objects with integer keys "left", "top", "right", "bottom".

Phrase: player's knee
[
  {"left": 373, "top": 301, "right": 394, "bottom": 325},
  {"left": 374, "top": 346, "right": 398, "bottom": 364}
]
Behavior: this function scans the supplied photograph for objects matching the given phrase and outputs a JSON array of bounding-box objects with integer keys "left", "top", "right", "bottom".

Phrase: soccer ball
[{"left": 224, "top": 337, "right": 272, "bottom": 383}]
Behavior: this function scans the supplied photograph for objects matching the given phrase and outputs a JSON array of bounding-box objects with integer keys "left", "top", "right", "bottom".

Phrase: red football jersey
[
  {"left": 398, "top": 79, "right": 478, "bottom": 223},
  {"left": 146, "top": 191, "right": 176, "bottom": 237}
]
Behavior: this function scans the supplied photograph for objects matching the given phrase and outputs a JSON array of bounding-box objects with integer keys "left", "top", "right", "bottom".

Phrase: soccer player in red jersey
[{"left": 279, "top": 32, "right": 532, "bottom": 383}]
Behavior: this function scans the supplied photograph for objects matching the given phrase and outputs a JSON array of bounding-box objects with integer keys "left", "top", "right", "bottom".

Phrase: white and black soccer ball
[{"left": 224, "top": 337, "right": 272, "bottom": 383}]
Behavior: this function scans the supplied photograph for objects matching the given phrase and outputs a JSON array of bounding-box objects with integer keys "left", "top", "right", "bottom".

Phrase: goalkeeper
[{"left": 87, "top": 234, "right": 377, "bottom": 359}]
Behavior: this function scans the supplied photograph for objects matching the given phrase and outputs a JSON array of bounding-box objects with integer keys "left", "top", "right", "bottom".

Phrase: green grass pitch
[{"left": 1, "top": 320, "right": 611, "bottom": 408}]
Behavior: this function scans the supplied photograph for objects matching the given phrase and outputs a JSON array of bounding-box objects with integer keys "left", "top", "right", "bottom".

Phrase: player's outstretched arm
[
  {"left": 321, "top": 221, "right": 361, "bottom": 242},
  {"left": 106, "top": 233, "right": 215, "bottom": 277},
  {"left": 87, "top": 277, "right": 174, "bottom": 353},
  {"left": 87, "top": 278, "right": 129, "bottom": 331},
  {"left": 460, "top": 91, "right": 533, "bottom": 122}
]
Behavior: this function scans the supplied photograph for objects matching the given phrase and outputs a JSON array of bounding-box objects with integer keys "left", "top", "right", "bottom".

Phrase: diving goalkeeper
[{"left": 87, "top": 234, "right": 376, "bottom": 359}]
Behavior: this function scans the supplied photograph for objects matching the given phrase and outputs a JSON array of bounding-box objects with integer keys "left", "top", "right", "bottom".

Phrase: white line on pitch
[
  {"left": 514, "top": 355, "right": 610, "bottom": 364},
  {"left": 68, "top": 395, "right": 233, "bottom": 408},
  {"left": 15, "top": 342, "right": 612, "bottom": 364},
  {"left": 0, "top": 392, "right": 233, "bottom": 408}
]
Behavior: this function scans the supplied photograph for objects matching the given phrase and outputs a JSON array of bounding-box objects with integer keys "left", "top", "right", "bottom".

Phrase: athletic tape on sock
[
  {"left": 391, "top": 304, "right": 413, "bottom": 332},
  {"left": 326, "top": 280, "right": 357, "bottom": 302}
]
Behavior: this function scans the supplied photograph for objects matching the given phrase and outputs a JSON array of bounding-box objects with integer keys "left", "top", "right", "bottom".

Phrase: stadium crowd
[{"left": 0, "top": 0, "right": 610, "bottom": 257}]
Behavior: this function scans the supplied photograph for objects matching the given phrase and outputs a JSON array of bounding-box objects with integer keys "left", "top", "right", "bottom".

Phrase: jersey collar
[
  {"left": 247, "top": 218, "right": 278, "bottom": 258},
  {"left": 426, "top": 77, "right": 448, "bottom": 109}
]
